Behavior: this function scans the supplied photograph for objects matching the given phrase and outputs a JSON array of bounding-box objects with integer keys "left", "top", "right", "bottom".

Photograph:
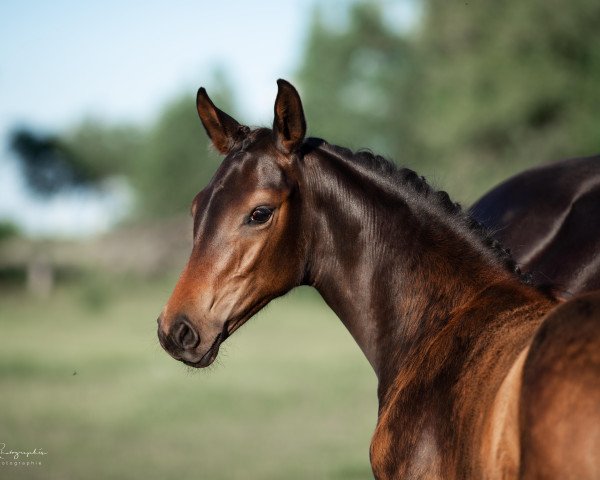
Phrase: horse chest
[{"left": 370, "top": 410, "right": 444, "bottom": 480}]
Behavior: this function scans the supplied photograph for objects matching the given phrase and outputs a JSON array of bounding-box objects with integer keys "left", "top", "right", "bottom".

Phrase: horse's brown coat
[
  {"left": 519, "top": 293, "right": 600, "bottom": 479},
  {"left": 157, "top": 80, "right": 600, "bottom": 479},
  {"left": 481, "top": 346, "right": 528, "bottom": 479}
]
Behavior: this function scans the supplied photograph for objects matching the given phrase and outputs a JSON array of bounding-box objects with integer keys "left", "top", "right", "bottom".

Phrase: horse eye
[{"left": 249, "top": 206, "right": 273, "bottom": 224}]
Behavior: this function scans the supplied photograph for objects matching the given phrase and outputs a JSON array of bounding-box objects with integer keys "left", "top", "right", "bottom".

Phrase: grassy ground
[{"left": 0, "top": 277, "right": 377, "bottom": 479}]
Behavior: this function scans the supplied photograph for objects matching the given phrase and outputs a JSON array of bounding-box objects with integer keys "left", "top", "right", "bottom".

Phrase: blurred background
[{"left": 1, "top": 0, "right": 599, "bottom": 478}]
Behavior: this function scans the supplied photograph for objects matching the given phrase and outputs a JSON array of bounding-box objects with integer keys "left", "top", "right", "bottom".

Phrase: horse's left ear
[{"left": 273, "top": 79, "right": 306, "bottom": 154}]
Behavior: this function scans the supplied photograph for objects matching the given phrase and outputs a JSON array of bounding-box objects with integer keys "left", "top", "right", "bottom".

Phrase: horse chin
[{"left": 181, "top": 332, "right": 224, "bottom": 368}]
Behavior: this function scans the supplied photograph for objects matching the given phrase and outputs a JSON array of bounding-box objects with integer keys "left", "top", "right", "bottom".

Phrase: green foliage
[
  {"left": 298, "top": 3, "right": 421, "bottom": 164},
  {"left": 10, "top": 128, "right": 105, "bottom": 196},
  {"left": 61, "top": 71, "right": 237, "bottom": 219},
  {"left": 49, "top": 0, "right": 600, "bottom": 217},
  {"left": 131, "top": 72, "right": 237, "bottom": 218},
  {"left": 131, "top": 93, "right": 219, "bottom": 217},
  {"left": 0, "top": 220, "right": 19, "bottom": 241},
  {"left": 65, "top": 119, "right": 145, "bottom": 180},
  {"left": 416, "top": 0, "right": 600, "bottom": 197},
  {"left": 297, "top": 0, "right": 600, "bottom": 201}
]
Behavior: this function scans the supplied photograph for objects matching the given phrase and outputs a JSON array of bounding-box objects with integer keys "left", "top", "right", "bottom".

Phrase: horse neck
[{"left": 299, "top": 144, "right": 543, "bottom": 391}]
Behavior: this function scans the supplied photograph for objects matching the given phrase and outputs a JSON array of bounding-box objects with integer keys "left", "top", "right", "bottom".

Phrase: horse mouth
[
  {"left": 179, "top": 299, "right": 269, "bottom": 368},
  {"left": 182, "top": 332, "right": 224, "bottom": 368}
]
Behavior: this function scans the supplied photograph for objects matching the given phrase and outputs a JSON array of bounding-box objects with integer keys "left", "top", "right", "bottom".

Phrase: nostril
[
  {"left": 180, "top": 324, "right": 196, "bottom": 349},
  {"left": 172, "top": 317, "right": 199, "bottom": 350}
]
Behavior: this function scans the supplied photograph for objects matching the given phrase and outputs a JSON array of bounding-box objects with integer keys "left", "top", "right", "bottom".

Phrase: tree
[
  {"left": 64, "top": 119, "right": 145, "bottom": 181},
  {"left": 297, "top": 3, "right": 422, "bottom": 165},
  {"left": 129, "top": 72, "right": 237, "bottom": 217},
  {"left": 61, "top": 69, "right": 238, "bottom": 219},
  {"left": 297, "top": 0, "right": 600, "bottom": 202},
  {"left": 416, "top": 0, "right": 600, "bottom": 198},
  {"left": 10, "top": 127, "right": 105, "bottom": 196}
]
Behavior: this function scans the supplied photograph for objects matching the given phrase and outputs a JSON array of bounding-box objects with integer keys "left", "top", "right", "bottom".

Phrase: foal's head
[{"left": 157, "top": 80, "right": 308, "bottom": 367}]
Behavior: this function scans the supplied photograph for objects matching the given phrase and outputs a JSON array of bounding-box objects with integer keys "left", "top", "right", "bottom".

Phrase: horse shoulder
[
  {"left": 479, "top": 346, "right": 529, "bottom": 479},
  {"left": 519, "top": 291, "right": 600, "bottom": 479}
]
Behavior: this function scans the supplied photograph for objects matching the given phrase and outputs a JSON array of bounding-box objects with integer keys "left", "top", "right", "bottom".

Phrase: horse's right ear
[
  {"left": 196, "top": 88, "right": 246, "bottom": 155},
  {"left": 273, "top": 79, "right": 306, "bottom": 154}
]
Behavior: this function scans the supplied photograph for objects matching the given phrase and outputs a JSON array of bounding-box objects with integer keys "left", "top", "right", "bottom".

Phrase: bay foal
[{"left": 158, "top": 80, "right": 600, "bottom": 479}]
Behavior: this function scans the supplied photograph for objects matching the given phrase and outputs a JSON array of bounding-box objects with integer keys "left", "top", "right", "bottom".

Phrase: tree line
[{"left": 11, "top": 0, "right": 600, "bottom": 221}]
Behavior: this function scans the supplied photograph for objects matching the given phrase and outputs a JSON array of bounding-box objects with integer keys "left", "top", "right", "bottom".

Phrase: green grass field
[{"left": 0, "top": 278, "right": 377, "bottom": 479}]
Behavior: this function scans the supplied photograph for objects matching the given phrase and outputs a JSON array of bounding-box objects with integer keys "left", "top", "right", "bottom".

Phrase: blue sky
[
  {"left": 0, "top": 0, "right": 416, "bottom": 236},
  {"left": 0, "top": 0, "right": 315, "bottom": 235},
  {"left": 0, "top": 0, "right": 315, "bottom": 131}
]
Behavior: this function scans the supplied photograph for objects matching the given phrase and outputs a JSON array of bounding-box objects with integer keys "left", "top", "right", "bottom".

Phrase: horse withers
[{"left": 157, "top": 80, "right": 600, "bottom": 479}]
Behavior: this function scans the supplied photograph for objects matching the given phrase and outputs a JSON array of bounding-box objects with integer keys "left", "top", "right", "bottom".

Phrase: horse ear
[
  {"left": 196, "top": 87, "right": 246, "bottom": 155},
  {"left": 273, "top": 79, "right": 306, "bottom": 154}
]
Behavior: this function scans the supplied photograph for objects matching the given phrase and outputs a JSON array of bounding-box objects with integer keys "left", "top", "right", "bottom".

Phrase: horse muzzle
[{"left": 157, "top": 314, "right": 222, "bottom": 368}]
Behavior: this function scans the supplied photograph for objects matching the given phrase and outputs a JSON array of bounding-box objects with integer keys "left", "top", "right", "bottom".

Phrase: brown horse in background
[
  {"left": 157, "top": 80, "right": 600, "bottom": 479},
  {"left": 470, "top": 156, "right": 600, "bottom": 295}
]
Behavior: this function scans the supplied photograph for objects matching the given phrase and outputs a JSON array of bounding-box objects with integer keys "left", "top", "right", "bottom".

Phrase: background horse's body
[
  {"left": 470, "top": 156, "right": 600, "bottom": 295},
  {"left": 158, "top": 81, "right": 600, "bottom": 479}
]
